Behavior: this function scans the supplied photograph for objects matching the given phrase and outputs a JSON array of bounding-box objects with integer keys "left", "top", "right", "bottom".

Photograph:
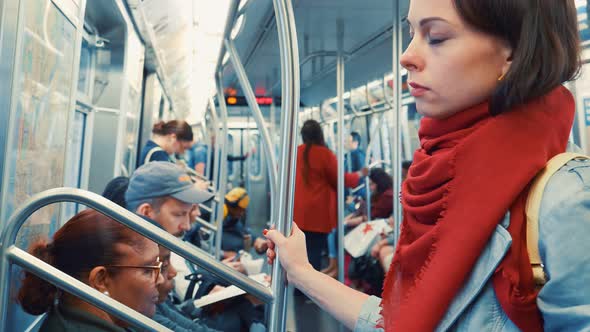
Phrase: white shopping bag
[{"left": 344, "top": 219, "right": 390, "bottom": 258}]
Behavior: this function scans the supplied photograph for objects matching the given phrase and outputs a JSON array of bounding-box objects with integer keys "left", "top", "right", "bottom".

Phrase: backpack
[{"left": 526, "top": 152, "right": 589, "bottom": 287}]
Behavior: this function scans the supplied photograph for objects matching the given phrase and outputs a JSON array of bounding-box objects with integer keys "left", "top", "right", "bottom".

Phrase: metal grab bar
[
  {"left": 364, "top": 113, "right": 388, "bottom": 222},
  {"left": 224, "top": 38, "right": 279, "bottom": 240},
  {"left": 0, "top": 188, "right": 274, "bottom": 332},
  {"left": 391, "top": 0, "right": 404, "bottom": 245},
  {"left": 199, "top": 203, "right": 213, "bottom": 214},
  {"left": 214, "top": 73, "right": 230, "bottom": 260},
  {"left": 269, "top": 0, "right": 301, "bottom": 330},
  {"left": 351, "top": 183, "right": 366, "bottom": 194},
  {"left": 196, "top": 216, "right": 218, "bottom": 233}
]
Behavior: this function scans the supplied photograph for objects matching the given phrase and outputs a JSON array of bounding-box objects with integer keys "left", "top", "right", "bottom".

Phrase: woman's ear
[
  {"left": 88, "top": 266, "right": 111, "bottom": 293},
  {"left": 499, "top": 41, "right": 513, "bottom": 79}
]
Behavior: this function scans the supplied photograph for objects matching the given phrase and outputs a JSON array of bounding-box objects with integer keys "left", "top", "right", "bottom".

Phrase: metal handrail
[
  {"left": 0, "top": 188, "right": 273, "bottom": 332},
  {"left": 391, "top": 0, "right": 404, "bottom": 245},
  {"left": 269, "top": 0, "right": 301, "bottom": 330},
  {"left": 351, "top": 183, "right": 366, "bottom": 194},
  {"left": 215, "top": 0, "right": 240, "bottom": 71},
  {"left": 336, "top": 19, "right": 347, "bottom": 291},
  {"left": 196, "top": 216, "right": 218, "bottom": 233},
  {"left": 225, "top": 38, "right": 279, "bottom": 237},
  {"left": 207, "top": 98, "right": 219, "bottom": 183},
  {"left": 214, "top": 72, "right": 230, "bottom": 260},
  {"left": 364, "top": 113, "right": 388, "bottom": 222}
]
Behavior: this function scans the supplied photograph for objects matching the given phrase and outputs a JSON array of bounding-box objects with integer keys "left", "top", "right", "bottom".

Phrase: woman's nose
[{"left": 400, "top": 39, "right": 424, "bottom": 73}]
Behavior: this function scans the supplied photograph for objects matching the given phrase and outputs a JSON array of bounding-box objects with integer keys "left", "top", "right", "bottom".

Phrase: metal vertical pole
[
  {"left": 201, "top": 118, "right": 212, "bottom": 179},
  {"left": 209, "top": 98, "right": 220, "bottom": 188},
  {"left": 225, "top": 39, "right": 278, "bottom": 230},
  {"left": 391, "top": 0, "right": 403, "bottom": 245},
  {"left": 214, "top": 73, "right": 230, "bottom": 260},
  {"left": 269, "top": 0, "right": 300, "bottom": 331},
  {"left": 336, "top": 19, "right": 346, "bottom": 285}
]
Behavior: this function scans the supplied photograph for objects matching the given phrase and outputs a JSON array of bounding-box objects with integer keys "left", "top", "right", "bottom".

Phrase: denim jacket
[{"left": 355, "top": 158, "right": 590, "bottom": 331}]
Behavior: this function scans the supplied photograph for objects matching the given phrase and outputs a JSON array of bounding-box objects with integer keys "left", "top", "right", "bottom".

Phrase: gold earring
[{"left": 498, "top": 72, "right": 506, "bottom": 81}]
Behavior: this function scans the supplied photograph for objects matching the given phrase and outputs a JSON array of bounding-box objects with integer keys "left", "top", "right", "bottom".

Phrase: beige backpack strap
[{"left": 526, "top": 152, "right": 589, "bottom": 287}]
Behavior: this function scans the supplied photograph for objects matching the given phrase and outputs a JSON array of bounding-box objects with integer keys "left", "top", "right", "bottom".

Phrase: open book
[{"left": 193, "top": 273, "right": 270, "bottom": 308}]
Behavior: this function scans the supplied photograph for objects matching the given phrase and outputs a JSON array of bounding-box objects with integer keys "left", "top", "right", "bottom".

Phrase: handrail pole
[
  {"left": 215, "top": 0, "right": 240, "bottom": 71},
  {"left": 203, "top": 106, "right": 214, "bottom": 181},
  {"left": 225, "top": 39, "right": 279, "bottom": 232},
  {"left": 0, "top": 189, "right": 274, "bottom": 332},
  {"left": 209, "top": 98, "right": 220, "bottom": 191},
  {"left": 215, "top": 72, "right": 230, "bottom": 261},
  {"left": 269, "top": 0, "right": 301, "bottom": 330},
  {"left": 364, "top": 112, "right": 387, "bottom": 222},
  {"left": 196, "top": 216, "right": 218, "bottom": 232},
  {"left": 392, "top": 0, "right": 403, "bottom": 245},
  {"left": 336, "top": 19, "right": 346, "bottom": 288}
]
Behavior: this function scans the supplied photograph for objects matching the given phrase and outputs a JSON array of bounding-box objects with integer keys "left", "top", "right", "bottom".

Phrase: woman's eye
[{"left": 428, "top": 37, "right": 446, "bottom": 45}]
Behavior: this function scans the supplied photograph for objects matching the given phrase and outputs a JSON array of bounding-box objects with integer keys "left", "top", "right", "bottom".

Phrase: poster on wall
[{"left": 0, "top": 0, "right": 76, "bottom": 247}]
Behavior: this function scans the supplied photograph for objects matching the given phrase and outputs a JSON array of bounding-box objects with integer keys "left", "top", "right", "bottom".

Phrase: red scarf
[{"left": 379, "top": 87, "right": 574, "bottom": 331}]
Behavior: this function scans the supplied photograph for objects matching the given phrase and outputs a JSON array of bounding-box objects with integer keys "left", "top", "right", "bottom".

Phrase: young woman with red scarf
[{"left": 264, "top": 0, "right": 590, "bottom": 331}]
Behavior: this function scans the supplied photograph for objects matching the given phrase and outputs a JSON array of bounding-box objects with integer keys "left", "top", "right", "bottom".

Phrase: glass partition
[{"left": 0, "top": 0, "right": 76, "bottom": 241}]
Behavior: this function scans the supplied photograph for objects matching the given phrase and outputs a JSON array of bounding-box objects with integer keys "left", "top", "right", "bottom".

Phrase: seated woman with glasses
[{"left": 18, "top": 209, "right": 164, "bottom": 332}]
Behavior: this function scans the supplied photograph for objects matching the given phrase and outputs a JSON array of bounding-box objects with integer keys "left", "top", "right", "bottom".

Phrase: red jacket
[{"left": 294, "top": 144, "right": 360, "bottom": 233}]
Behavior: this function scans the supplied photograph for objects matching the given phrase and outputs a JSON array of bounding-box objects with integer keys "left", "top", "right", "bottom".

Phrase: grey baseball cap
[{"left": 126, "top": 161, "right": 214, "bottom": 205}]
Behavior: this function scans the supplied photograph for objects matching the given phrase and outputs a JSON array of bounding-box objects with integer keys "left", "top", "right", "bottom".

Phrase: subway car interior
[{"left": 1, "top": 0, "right": 590, "bottom": 331}]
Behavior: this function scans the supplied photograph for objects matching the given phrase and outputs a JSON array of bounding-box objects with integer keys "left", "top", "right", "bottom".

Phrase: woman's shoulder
[
  {"left": 298, "top": 144, "right": 333, "bottom": 157},
  {"left": 537, "top": 157, "right": 590, "bottom": 331},
  {"left": 40, "top": 305, "right": 127, "bottom": 332},
  {"left": 541, "top": 157, "right": 590, "bottom": 213}
]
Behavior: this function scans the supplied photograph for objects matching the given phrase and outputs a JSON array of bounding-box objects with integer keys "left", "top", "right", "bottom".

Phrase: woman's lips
[{"left": 409, "top": 82, "right": 430, "bottom": 97}]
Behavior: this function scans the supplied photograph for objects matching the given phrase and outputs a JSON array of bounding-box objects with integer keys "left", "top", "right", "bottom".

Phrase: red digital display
[{"left": 225, "top": 96, "right": 274, "bottom": 106}]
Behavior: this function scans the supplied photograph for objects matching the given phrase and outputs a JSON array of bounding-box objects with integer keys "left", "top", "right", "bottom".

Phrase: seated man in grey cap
[
  {"left": 125, "top": 162, "right": 265, "bottom": 331},
  {"left": 126, "top": 161, "right": 214, "bottom": 238}
]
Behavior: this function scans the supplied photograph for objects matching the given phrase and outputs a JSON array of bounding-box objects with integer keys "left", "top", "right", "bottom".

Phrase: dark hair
[
  {"left": 102, "top": 176, "right": 129, "bottom": 208},
  {"left": 453, "top": 0, "right": 580, "bottom": 115},
  {"left": 152, "top": 120, "right": 194, "bottom": 142},
  {"left": 402, "top": 160, "right": 413, "bottom": 171},
  {"left": 18, "top": 209, "right": 147, "bottom": 315},
  {"left": 350, "top": 132, "right": 361, "bottom": 145},
  {"left": 300, "top": 120, "right": 327, "bottom": 184},
  {"left": 369, "top": 168, "right": 393, "bottom": 196}
]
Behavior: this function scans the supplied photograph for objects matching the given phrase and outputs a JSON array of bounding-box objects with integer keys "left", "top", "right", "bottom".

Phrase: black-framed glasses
[{"left": 106, "top": 257, "right": 163, "bottom": 284}]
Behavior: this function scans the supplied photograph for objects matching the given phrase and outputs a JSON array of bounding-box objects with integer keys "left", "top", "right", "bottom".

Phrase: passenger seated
[
  {"left": 154, "top": 246, "right": 220, "bottom": 332},
  {"left": 125, "top": 162, "right": 266, "bottom": 331},
  {"left": 18, "top": 209, "right": 163, "bottom": 331},
  {"left": 369, "top": 216, "right": 396, "bottom": 271},
  {"left": 369, "top": 162, "right": 410, "bottom": 272},
  {"left": 220, "top": 187, "right": 253, "bottom": 257},
  {"left": 343, "top": 168, "right": 394, "bottom": 227},
  {"left": 102, "top": 176, "right": 130, "bottom": 207}
]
